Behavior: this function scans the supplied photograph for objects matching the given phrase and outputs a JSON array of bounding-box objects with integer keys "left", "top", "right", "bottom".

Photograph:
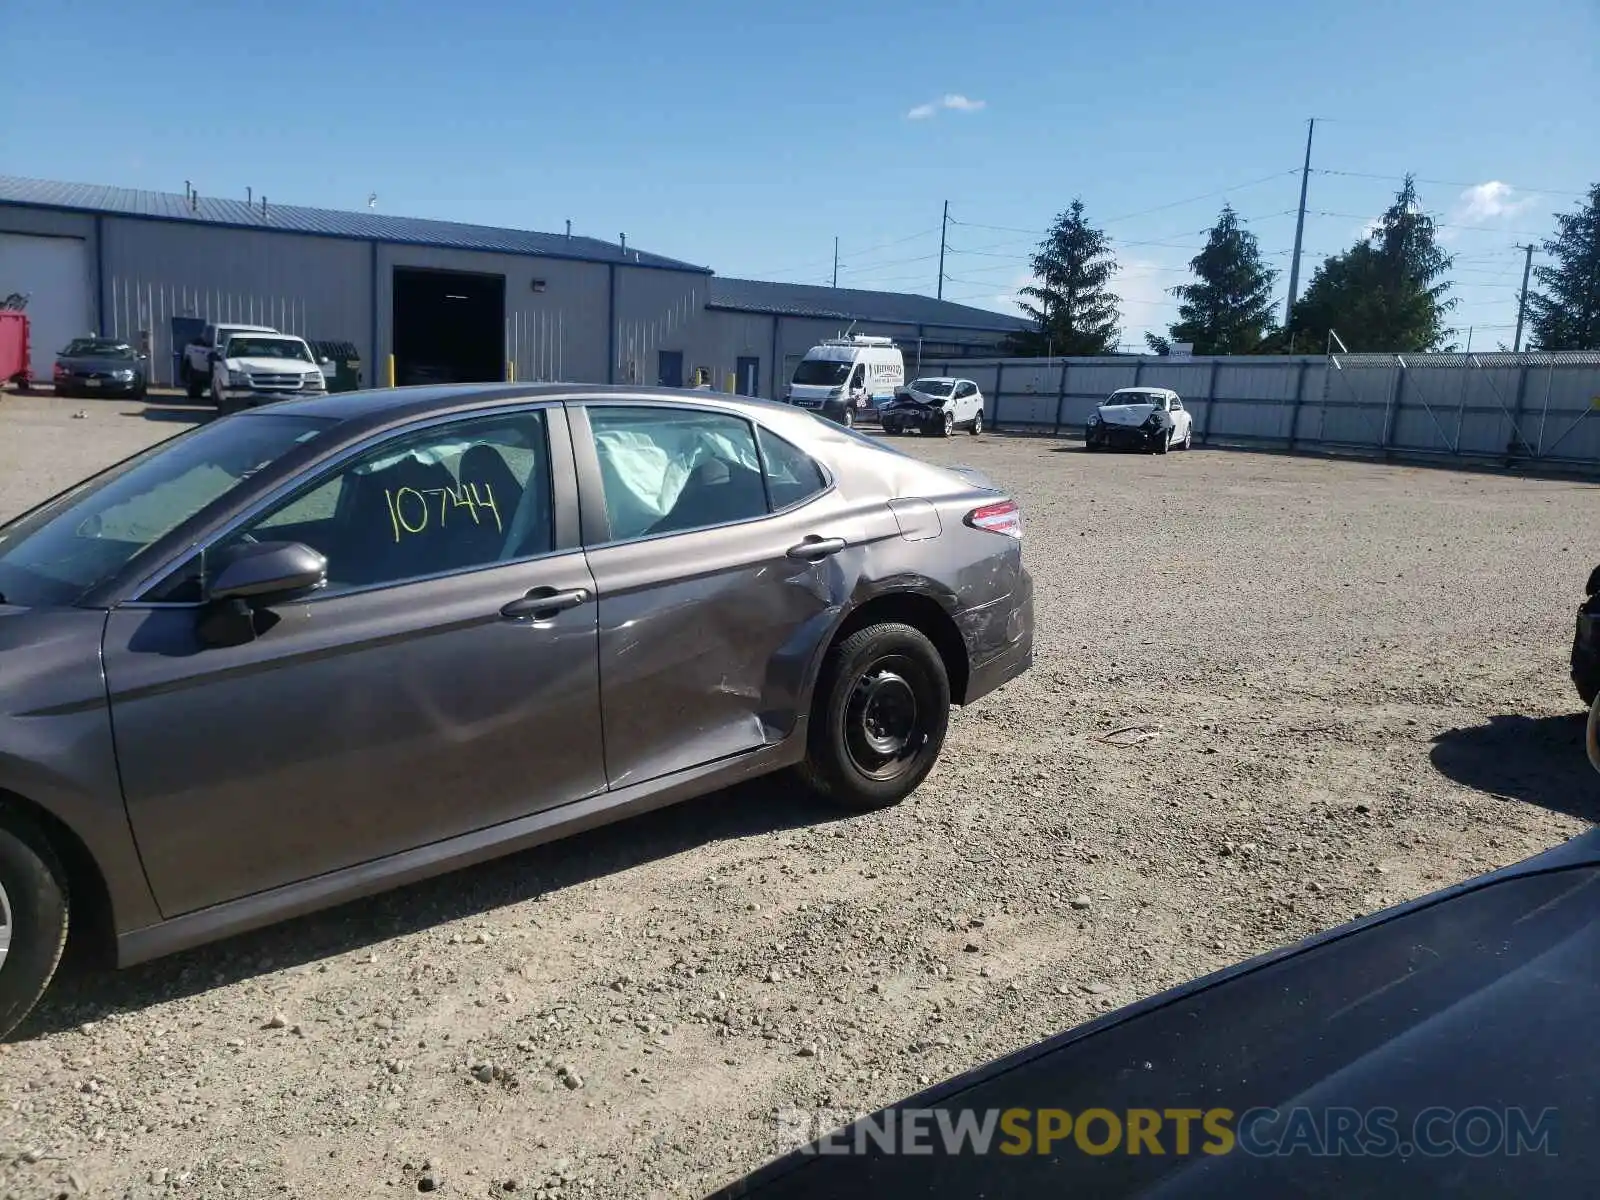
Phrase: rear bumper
[{"left": 962, "top": 567, "right": 1034, "bottom": 705}]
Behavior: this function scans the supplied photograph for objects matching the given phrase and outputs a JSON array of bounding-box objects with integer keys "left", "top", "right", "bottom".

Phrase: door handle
[
  {"left": 787, "top": 537, "right": 847, "bottom": 561},
  {"left": 500, "top": 587, "right": 591, "bottom": 621}
]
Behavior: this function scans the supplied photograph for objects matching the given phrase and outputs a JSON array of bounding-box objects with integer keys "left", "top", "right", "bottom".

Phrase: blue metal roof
[
  {"left": 706, "top": 276, "right": 1028, "bottom": 332},
  {"left": 0, "top": 175, "right": 709, "bottom": 272}
]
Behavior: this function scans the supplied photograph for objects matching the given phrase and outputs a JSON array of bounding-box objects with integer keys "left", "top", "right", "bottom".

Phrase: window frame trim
[
  {"left": 119, "top": 401, "right": 580, "bottom": 610},
  {"left": 567, "top": 400, "right": 835, "bottom": 551}
]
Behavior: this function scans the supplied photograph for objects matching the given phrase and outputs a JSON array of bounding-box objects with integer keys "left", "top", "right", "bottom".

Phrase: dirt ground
[{"left": 1, "top": 390, "right": 1596, "bottom": 1199}]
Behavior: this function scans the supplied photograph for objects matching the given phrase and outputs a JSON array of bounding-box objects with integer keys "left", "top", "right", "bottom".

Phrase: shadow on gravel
[
  {"left": 16, "top": 773, "right": 847, "bottom": 1041},
  {"left": 128, "top": 404, "right": 209, "bottom": 424},
  {"left": 1430, "top": 712, "right": 1600, "bottom": 824}
]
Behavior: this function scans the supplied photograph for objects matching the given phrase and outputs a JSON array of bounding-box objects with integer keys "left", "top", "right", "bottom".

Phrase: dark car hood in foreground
[{"left": 713, "top": 829, "right": 1600, "bottom": 1199}]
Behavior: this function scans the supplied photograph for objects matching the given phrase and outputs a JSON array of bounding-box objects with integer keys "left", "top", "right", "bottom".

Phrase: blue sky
[{"left": 6, "top": 0, "right": 1596, "bottom": 348}]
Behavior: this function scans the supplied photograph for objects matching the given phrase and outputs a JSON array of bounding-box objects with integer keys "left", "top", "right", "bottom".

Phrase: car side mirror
[
  {"left": 211, "top": 541, "right": 327, "bottom": 604},
  {"left": 198, "top": 542, "right": 327, "bottom": 648}
]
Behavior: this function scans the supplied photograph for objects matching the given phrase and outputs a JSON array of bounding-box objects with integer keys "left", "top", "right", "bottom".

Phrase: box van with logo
[{"left": 784, "top": 336, "right": 905, "bottom": 427}]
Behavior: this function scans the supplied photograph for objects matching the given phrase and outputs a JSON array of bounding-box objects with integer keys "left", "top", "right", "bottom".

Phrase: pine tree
[
  {"left": 1005, "top": 199, "right": 1121, "bottom": 356},
  {"left": 1287, "top": 176, "right": 1457, "bottom": 352},
  {"left": 1145, "top": 204, "right": 1279, "bottom": 354},
  {"left": 1526, "top": 183, "right": 1600, "bottom": 351}
]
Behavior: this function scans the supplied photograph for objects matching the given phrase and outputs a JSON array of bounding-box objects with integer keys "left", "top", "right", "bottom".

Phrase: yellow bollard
[
  {"left": 386, "top": 354, "right": 396, "bottom": 388},
  {"left": 726, "top": 371, "right": 736, "bottom": 394},
  {"left": 507, "top": 360, "right": 515, "bottom": 382}
]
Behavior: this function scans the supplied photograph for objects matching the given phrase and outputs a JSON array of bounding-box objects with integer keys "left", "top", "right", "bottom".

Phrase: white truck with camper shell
[{"left": 784, "top": 336, "right": 905, "bottom": 428}]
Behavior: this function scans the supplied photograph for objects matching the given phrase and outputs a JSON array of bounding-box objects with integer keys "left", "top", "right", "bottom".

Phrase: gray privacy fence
[{"left": 918, "top": 352, "right": 1600, "bottom": 470}]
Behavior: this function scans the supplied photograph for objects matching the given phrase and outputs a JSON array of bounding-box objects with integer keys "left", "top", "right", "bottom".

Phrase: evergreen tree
[
  {"left": 1287, "top": 176, "right": 1457, "bottom": 352},
  {"left": 1526, "top": 183, "right": 1600, "bottom": 351},
  {"left": 1005, "top": 199, "right": 1121, "bottom": 356},
  {"left": 1145, "top": 204, "right": 1279, "bottom": 354}
]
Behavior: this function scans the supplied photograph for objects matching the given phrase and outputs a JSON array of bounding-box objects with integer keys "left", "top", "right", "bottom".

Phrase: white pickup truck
[
  {"left": 181, "top": 322, "right": 279, "bottom": 399},
  {"left": 203, "top": 330, "right": 328, "bottom": 412}
]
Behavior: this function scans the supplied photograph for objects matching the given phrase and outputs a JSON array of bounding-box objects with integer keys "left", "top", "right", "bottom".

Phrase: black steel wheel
[
  {"left": 0, "top": 812, "right": 69, "bottom": 1041},
  {"left": 797, "top": 622, "right": 951, "bottom": 810}
]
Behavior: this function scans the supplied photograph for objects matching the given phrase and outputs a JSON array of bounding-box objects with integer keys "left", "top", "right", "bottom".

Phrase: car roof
[
  {"left": 214, "top": 322, "right": 277, "bottom": 330},
  {"left": 249, "top": 382, "right": 810, "bottom": 437},
  {"left": 1108, "top": 386, "right": 1175, "bottom": 396}
]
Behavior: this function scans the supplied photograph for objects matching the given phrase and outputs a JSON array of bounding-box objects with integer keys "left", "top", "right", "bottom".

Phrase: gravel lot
[{"left": 1, "top": 390, "right": 1596, "bottom": 1199}]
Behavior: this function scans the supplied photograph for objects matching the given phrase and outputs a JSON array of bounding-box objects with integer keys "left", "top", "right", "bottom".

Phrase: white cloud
[
  {"left": 941, "top": 94, "right": 985, "bottom": 112},
  {"left": 906, "top": 93, "right": 987, "bottom": 120},
  {"left": 1452, "top": 180, "right": 1536, "bottom": 225}
]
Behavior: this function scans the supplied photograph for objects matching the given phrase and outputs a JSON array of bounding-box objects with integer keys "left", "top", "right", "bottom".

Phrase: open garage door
[
  {"left": 0, "top": 233, "right": 93, "bottom": 384},
  {"left": 392, "top": 267, "right": 505, "bottom": 386}
]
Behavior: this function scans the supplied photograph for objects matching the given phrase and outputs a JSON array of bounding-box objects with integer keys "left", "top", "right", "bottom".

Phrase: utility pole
[
  {"left": 1512, "top": 242, "right": 1535, "bottom": 352},
  {"left": 937, "top": 200, "right": 949, "bottom": 300},
  {"left": 1284, "top": 117, "right": 1317, "bottom": 338},
  {"left": 832, "top": 237, "right": 839, "bottom": 289}
]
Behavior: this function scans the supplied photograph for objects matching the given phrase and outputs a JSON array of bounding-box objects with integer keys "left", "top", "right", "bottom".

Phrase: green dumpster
[{"left": 309, "top": 339, "right": 362, "bottom": 392}]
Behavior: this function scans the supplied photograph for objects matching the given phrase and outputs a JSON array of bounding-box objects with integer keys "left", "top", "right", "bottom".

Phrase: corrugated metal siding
[
  {"left": 613, "top": 267, "right": 707, "bottom": 384},
  {"left": 101, "top": 217, "right": 371, "bottom": 385},
  {"left": 0, "top": 175, "right": 705, "bottom": 271}
]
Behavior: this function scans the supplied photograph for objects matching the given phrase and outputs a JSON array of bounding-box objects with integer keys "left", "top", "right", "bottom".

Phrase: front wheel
[
  {"left": 971, "top": 410, "right": 984, "bottom": 436},
  {"left": 941, "top": 409, "right": 955, "bottom": 438},
  {"left": 842, "top": 407, "right": 854, "bottom": 430},
  {"left": 0, "top": 815, "right": 70, "bottom": 1041},
  {"left": 1180, "top": 425, "right": 1193, "bottom": 451},
  {"left": 797, "top": 622, "right": 951, "bottom": 810}
]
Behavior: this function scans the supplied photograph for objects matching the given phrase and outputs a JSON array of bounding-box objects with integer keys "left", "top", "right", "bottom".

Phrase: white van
[{"left": 785, "top": 336, "right": 905, "bottom": 427}]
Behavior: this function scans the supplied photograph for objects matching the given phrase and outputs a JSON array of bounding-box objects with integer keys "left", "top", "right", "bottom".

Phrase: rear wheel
[
  {"left": 0, "top": 815, "right": 70, "bottom": 1041},
  {"left": 971, "top": 410, "right": 984, "bottom": 436},
  {"left": 797, "top": 622, "right": 951, "bottom": 811},
  {"left": 842, "top": 407, "right": 854, "bottom": 430}
]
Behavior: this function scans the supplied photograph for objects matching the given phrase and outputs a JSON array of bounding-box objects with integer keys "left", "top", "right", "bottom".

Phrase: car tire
[
  {"left": 1154, "top": 430, "right": 1170, "bottom": 455},
  {"left": 1572, "top": 630, "right": 1600, "bottom": 707},
  {"left": 843, "top": 407, "right": 854, "bottom": 430},
  {"left": 1180, "top": 426, "right": 1193, "bottom": 450},
  {"left": 971, "top": 411, "right": 984, "bottom": 436},
  {"left": 941, "top": 410, "right": 955, "bottom": 438},
  {"left": 797, "top": 622, "right": 951, "bottom": 811},
  {"left": 0, "top": 813, "right": 70, "bottom": 1041}
]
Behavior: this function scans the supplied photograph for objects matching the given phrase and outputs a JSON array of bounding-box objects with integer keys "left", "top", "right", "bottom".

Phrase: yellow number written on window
[{"left": 382, "top": 482, "right": 502, "bottom": 542}]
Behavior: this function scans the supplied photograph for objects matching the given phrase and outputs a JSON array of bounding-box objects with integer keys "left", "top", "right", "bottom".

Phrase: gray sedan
[
  {"left": 0, "top": 383, "right": 1034, "bottom": 1037},
  {"left": 53, "top": 337, "right": 149, "bottom": 399}
]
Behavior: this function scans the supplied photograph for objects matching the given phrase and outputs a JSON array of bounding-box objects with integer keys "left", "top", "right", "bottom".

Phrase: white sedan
[
  {"left": 880, "top": 377, "right": 986, "bottom": 437},
  {"left": 1083, "top": 387, "right": 1193, "bottom": 454}
]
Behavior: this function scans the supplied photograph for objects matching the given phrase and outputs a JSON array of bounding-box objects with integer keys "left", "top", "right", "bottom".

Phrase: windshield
[
  {"left": 61, "top": 339, "right": 136, "bottom": 359},
  {"left": 0, "top": 415, "right": 335, "bottom": 607},
  {"left": 1107, "top": 391, "right": 1160, "bottom": 406},
  {"left": 908, "top": 379, "right": 956, "bottom": 397},
  {"left": 226, "top": 336, "right": 314, "bottom": 362},
  {"left": 792, "top": 359, "right": 852, "bottom": 387}
]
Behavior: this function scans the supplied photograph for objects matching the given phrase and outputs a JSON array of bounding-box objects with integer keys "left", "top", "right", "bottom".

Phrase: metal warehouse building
[{"left": 0, "top": 176, "right": 1024, "bottom": 397}]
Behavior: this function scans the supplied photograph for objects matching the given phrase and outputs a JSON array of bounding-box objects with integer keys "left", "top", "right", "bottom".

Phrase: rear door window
[{"left": 584, "top": 407, "right": 768, "bottom": 541}]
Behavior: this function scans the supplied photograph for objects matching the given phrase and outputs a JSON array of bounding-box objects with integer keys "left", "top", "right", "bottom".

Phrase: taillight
[{"left": 966, "top": 499, "right": 1023, "bottom": 539}]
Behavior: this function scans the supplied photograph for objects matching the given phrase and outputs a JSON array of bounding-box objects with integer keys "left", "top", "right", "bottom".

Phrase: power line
[{"left": 1311, "top": 167, "right": 1589, "bottom": 198}]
